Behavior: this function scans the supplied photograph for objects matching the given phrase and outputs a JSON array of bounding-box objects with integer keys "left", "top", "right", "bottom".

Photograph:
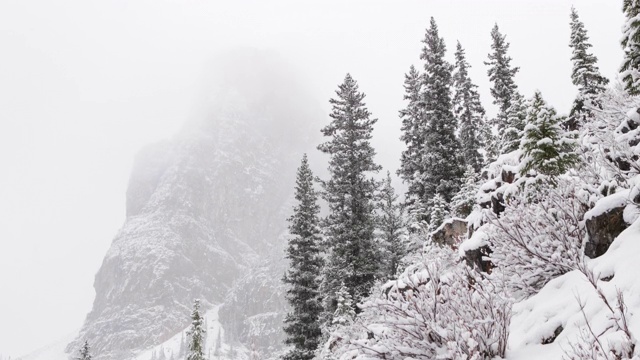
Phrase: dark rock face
[
  {"left": 585, "top": 205, "right": 628, "bottom": 258},
  {"left": 68, "top": 51, "right": 321, "bottom": 360},
  {"left": 463, "top": 245, "right": 493, "bottom": 273},
  {"left": 431, "top": 219, "right": 468, "bottom": 246}
]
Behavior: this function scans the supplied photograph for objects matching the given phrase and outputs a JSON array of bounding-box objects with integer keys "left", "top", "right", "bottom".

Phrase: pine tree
[
  {"left": 318, "top": 74, "right": 381, "bottom": 314},
  {"left": 451, "top": 165, "right": 479, "bottom": 217},
  {"left": 282, "top": 154, "right": 324, "bottom": 360},
  {"left": 332, "top": 283, "right": 356, "bottom": 326},
  {"left": 427, "top": 193, "right": 448, "bottom": 233},
  {"left": 569, "top": 6, "right": 609, "bottom": 125},
  {"left": 187, "top": 299, "right": 206, "bottom": 360},
  {"left": 377, "top": 172, "right": 406, "bottom": 280},
  {"left": 485, "top": 23, "right": 520, "bottom": 152},
  {"left": 157, "top": 346, "right": 166, "bottom": 360},
  {"left": 418, "top": 17, "right": 464, "bottom": 205},
  {"left": 76, "top": 340, "right": 92, "bottom": 360},
  {"left": 621, "top": 0, "right": 640, "bottom": 95},
  {"left": 501, "top": 92, "right": 527, "bottom": 154},
  {"left": 520, "top": 91, "right": 580, "bottom": 178},
  {"left": 453, "top": 41, "right": 486, "bottom": 173},
  {"left": 398, "top": 65, "right": 426, "bottom": 210}
]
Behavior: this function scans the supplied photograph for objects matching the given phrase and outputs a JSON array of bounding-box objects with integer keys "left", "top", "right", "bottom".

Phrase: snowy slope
[{"left": 508, "top": 218, "right": 640, "bottom": 359}]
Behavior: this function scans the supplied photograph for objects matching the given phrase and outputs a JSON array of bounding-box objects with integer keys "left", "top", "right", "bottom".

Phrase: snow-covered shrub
[
  {"left": 564, "top": 267, "right": 637, "bottom": 360},
  {"left": 488, "top": 178, "right": 586, "bottom": 299},
  {"left": 320, "top": 245, "right": 511, "bottom": 360}
]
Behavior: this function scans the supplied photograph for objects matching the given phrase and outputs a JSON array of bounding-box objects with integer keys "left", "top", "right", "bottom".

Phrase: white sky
[{"left": 0, "top": 0, "right": 623, "bottom": 357}]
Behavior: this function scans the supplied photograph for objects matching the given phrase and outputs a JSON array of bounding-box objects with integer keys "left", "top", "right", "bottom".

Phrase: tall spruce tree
[
  {"left": 520, "top": 91, "right": 579, "bottom": 178},
  {"left": 453, "top": 41, "right": 486, "bottom": 172},
  {"left": 76, "top": 340, "right": 92, "bottom": 360},
  {"left": 569, "top": 6, "right": 609, "bottom": 125},
  {"left": 187, "top": 299, "right": 206, "bottom": 360},
  {"left": 485, "top": 24, "right": 520, "bottom": 152},
  {"left": 501, "top": 92, "right": 527, "bottom": 154},
  {"left": 318, "top": 73, "right": 381, "bottom": 314},
  {"left": 418, "top": 17, "right": 464, "bottom": 205},
  {"left": 621, "top": 0, "right": 640, "bottom": 95},
  {"left": 377, "top": 171, "right": 406, "bottom": 280},
  {"left": 282, "top": 154, "right": 324, "bottom": 360},
  {"left": 398, "top": 65, "right": 425, "bottom": 209}
]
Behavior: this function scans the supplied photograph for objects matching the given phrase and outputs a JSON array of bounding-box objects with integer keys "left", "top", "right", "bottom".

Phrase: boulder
[
  {"left": 431, "top": 218, "right": 468, "bottom": 246},
  {"left": 585, "top": 205, "right": 628, "bottom": 258},
  {"left": 463, "top": 245, "right": 493, "bottom": 273}
]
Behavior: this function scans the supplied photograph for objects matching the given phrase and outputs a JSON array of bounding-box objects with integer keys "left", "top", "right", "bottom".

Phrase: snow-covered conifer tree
[
  {"left": 569, "top": 6, "right": 609, "bottom": 125},
  {"left": 187, "top": 299, "right": 206, "bottom": 360},
  {"left": 419, "top": 18, "right": 464, "bottom": 205},
  {"left": 427, "top": 193, "right": 448, "bottom": 233},
  {"left": 332, "top": 283, "right": 356, "bottom": 326},
  {"left": 76, "top": 340, "right": 92, "bottom": 360},
  {"left": 318, "top": 74, "right": 382, "bottom": 314},
  {"left": 620, "top": 0, "right": 640, "bottom": 95},
  {"left": 377, "top": 171, "right": 406, "bottom": 280},
  {"left": 501, "top": 92, "right": 527, "bottom": 154},
  {"left": 398, "top": 65, "right": 425, "bottom": 211},
  {"left": 520, "top": 91, "right": 580, "bottom": 178},
  {"left": 282, "top": 154, "right": 324, "bottom": 360},
  {"left": 450, "top": 165, "right": 478, "bottom": 217},
  {"left": 485, "top": 24, "right": 520, "bottom": 152},
  {"left": 453, "top": 41, "right": 486, "bottom": 172}
]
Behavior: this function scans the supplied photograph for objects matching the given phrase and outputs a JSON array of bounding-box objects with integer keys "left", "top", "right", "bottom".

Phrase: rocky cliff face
[{"left": 67, "top": 51, "right": 321, "bottom": 360}]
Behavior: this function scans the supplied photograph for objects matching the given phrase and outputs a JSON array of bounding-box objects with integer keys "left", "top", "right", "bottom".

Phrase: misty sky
[{"left": 0, "top": 0, "right": 623, "bottom": 357}]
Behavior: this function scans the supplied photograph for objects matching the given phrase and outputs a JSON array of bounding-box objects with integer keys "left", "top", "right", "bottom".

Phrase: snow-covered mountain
[{"left": 33, "top": 51, "right": 322, "bottom": 360}]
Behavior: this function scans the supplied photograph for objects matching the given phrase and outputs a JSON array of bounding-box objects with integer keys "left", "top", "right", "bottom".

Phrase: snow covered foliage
[
  {"left": 320, "top": 245, "right": 511, "bottom": 360},
  {"left": 332, "top": 284, "right": 356, "bottom": 327},
  {"left": 317, "top": 73, "right": 382, "bottom": 315},
  {"left": 453, "top": 41, "right": 487, "bottom": 173},
  {"left": 620, "top": 0, "right": 640, "bottom": 95},
  {"left": 187, "top": 300, "right": 206, "bottom": 360},
  {"left": 501, "top": 92, "right": 527, "bottom": 154},
  {"left": 398, "top": 65, "right": 425, "bottom": 210},
  {"left": 568, "top": 6, "right": 609, "bottom": 124},
  {"left": 282, "top": 155, "right": 324, "bottom": 360},
  {"left": 485, "top": 23, "right": 520, "bottom": 153},
  {"left": 487, "top": 179, "right": 586, "bottom": 299},
  {"left": 519, "top": 91, "right": 579, "bottom": 179},
  {"left": 427, "top": 192, "right": 449, "bottom": 234},
  {"left": 376, "top": 172, "right": 407, "bottom": 280},
  {"left": 451, "top": 165, "right": 480, "bottom": 217},
  {"left": 419, "top": 18, "right": 464, "bottom": 204},
  {"left": 579, "top": 84, "right": 640, "bottom": 198}
]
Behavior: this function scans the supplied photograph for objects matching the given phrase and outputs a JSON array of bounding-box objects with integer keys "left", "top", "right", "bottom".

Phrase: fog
[{"left": 0, "top": 0, "right": 623, "bottom": 357}]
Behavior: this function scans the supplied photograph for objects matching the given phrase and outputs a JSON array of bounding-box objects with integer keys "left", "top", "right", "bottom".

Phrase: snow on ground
[
  {"left": 19, "top": 305, "right": 248, "bottom": 360},
  {"left": 18, "top": 332, "right": 77, "bottom": 360},
  {"left": 507, "top": 218, "right": 640, "bottom": 359}
]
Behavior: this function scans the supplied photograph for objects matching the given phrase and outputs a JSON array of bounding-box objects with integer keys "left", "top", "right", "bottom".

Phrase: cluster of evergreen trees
[{"left": 281, "top": 4, "right": 623, "bottom": 360}]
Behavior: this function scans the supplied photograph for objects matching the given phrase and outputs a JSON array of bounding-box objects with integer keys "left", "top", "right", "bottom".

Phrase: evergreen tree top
[
  {"left": 569, "top": 6, "right": 608, "bottom": 95},
  {"left": 620, "top": 0, "right": 640, "bottom": 95},
  {"left": 485, "top": 23, "right": 519, "bottom": 112}
]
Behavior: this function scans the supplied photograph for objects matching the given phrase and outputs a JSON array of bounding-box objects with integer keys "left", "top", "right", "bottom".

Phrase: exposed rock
[
  {"left": 67, "top": 51, "right": 321, "bottom": 360},
  {"left": 463, "top": 245, "right": 493, "bottom": 273},
  {"left": 491, "top": 192, "right": 506, "bottom": 216},
  {"left": 431, "top": 218, "right": 468, "bottom": 246},
  {"left": 585, "top": 204, "right": 628, "bottom": 258}
]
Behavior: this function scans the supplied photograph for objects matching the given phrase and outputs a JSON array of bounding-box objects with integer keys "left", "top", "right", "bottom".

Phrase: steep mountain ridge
[{"left": 63, "top": 51, "right": 322, "bottom": 360}]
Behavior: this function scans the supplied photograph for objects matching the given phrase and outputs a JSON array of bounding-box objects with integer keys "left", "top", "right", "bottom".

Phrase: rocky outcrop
[
  {"left": 68, "top": 51, "right": 321, "bottom": 360},
  {"left": 463, "top": 245, "right": 493, "bottom": 273},
  {"left": 431, "top": 218, "right": 468, "bottom": 246},
  {"left": 585, "top": 204, "right": 628, "bottom": 258}
]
